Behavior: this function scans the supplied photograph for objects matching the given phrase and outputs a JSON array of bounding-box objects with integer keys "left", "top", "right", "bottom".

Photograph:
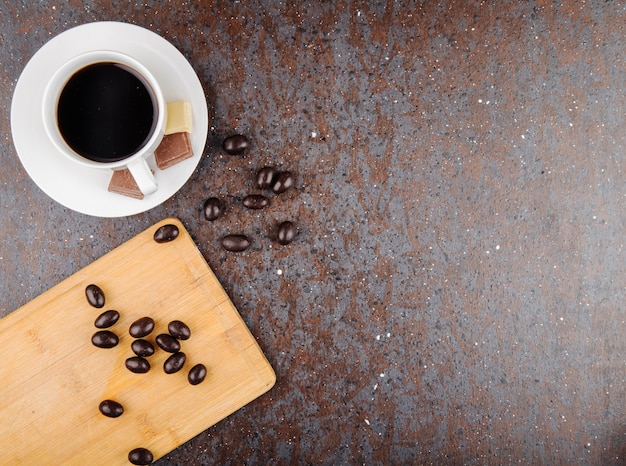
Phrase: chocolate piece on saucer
[
  {"left": 155, "top": 132, "right": 193, "bottom": 169},
  {"left": 164, "top": 100, "right": 193, "bottom": 135},
  {"left": 108, "top": 169, "right": 144, "bottom": 200}
]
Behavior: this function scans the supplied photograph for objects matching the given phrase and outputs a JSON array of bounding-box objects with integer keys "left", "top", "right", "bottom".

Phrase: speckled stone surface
[{"left": 1, "top": 1, "right": 625, "bottom": 465}]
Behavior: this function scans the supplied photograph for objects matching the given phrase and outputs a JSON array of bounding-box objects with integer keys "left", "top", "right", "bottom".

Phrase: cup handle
[{"left": 127, "top": 158, "right": 158, "bottom": 196}]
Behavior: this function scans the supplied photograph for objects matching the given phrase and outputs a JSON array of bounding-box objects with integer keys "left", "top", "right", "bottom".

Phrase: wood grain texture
[{"left": 0, "top": 218, "right": 275, "bottom": 465}]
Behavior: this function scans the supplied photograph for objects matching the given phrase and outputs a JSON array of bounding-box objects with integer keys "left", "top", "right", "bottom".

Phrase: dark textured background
[{"left": 1, "top": 1, "right": 625, "bottom": 465}]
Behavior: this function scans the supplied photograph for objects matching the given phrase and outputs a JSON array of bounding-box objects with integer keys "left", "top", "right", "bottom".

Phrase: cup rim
[{"left": 42, "top": 49, "right": 166, "bottom": 169}]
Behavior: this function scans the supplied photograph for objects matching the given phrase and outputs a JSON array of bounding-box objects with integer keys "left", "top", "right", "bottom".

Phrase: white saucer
[{"left": 11, "top": 22, "right": 209, "bottom": 217}]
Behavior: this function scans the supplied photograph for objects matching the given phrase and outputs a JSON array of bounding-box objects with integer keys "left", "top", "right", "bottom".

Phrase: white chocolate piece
[{"left": 164, "top": 100, "right": 193, "bottom": 135}]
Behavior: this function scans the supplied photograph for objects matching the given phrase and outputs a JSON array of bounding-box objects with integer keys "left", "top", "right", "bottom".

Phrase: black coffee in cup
[{"left": 56, "top": 62, "right": 157, "bottom": 163}]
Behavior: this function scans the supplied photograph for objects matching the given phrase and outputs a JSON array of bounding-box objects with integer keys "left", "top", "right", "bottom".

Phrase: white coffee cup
[{"left": 42, "top": 50, "right": 167, "bottom": 196}]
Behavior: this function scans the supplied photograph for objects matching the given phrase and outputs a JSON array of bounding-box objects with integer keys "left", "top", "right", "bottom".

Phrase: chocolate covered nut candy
[
  {"left": 91, "top": 330, "right": 118, "bottom": 348},
  {"left": 168, "top": 320, "right": 191, "bottom": 340},
  {"left": 203, "top": 197, "right": 222, "bottom": 221},
  {"left": 85, "top": 284, "right": 105, "bottom": 308},
  {"left": 188, "top": 363, "right": 207, "bottom": 385},
  {"left": 164, "top": 352, "right": 186, "bottom": 374},
  {"left": 223, "top": 134, "right": 249, "bottom": 155},
  {"left": 94, "top": 310, "right": 120, "bottom": 328},
  {"left": 242, "top": 194, "right": 269, "bottom": 210},
  {"left": 255, "top": 166, "right": 276, "bottom": 189},
  {"left": 129, "top": 317, "right": 155, "bottom": 338},
  {"left": 221, "top": 234, "right": 250, "bottom": 252},
  {"left": 131, "top": 339, "right": 155, "bottom": 357},
  {"left": 128, "top": 448, "right": 153, "bottom": 465},
  {"left": 272, "top": 171, "right": 294, "bottom": 194},
  {"left": 126, "top": 357, "right": 151, "bottom": 374},
  {"left": 276, "top": 221, "right": 296, "bottom": 245},
  {"left": 155, "top": 333, "right": 181, "bottom": 353},
  {"left": 99, "top": 400, "right": 124, "bottom": 418},
  {"left": 153, "top": 224, "right": 179, "bottom": 243}
]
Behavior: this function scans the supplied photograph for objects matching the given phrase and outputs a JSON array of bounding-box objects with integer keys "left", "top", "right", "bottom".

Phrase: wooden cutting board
[{"left": 0, "top": 218, "right": 275, "bottom": 465}]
